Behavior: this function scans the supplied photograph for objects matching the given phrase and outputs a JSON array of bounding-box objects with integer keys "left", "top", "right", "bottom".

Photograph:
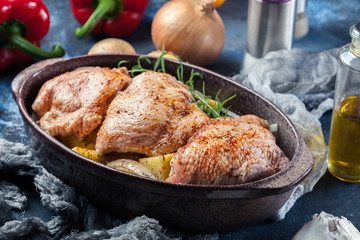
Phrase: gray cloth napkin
[{"left": 0, "top": 139, "right": 218, "bottom": 240}]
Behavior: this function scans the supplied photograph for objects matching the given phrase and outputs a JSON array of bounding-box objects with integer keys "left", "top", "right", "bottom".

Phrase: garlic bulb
[{"left": 293, "top": 211, "right": 360, "bottom": 240}]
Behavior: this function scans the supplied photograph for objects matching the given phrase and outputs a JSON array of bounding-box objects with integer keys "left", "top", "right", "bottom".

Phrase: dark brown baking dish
[{"left": 11, "top": 54, "right": 314, "bottom": 232}]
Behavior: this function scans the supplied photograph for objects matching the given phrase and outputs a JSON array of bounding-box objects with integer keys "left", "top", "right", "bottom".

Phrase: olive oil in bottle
[
  {"left": 328, "top": 96, "right": 360, "bottom": 182},
  {"left": 327, "top": 23, "right": 360, "bottom": 182}
]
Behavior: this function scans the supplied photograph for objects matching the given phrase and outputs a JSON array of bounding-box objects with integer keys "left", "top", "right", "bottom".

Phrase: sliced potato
[
  {"left": 58, "top": 130, "right": 97, "bottom": 150},
  {"left": 72, "top": 147, "right": 106, "bottom": 163},
  {"left": 107, "top": 159, "right": 156, "bottom": 179},
  {"left": 139, "top": 154, "right": 173, "bottom": 181},
  {"left": 207, "top": 98, "right": 217, "bottom": 108},
  {"left": 147, "top": 50, "right": 179, "bottom": 61},
  {"left": 72, "top": 147, "right": 142, "bottom": 164}
]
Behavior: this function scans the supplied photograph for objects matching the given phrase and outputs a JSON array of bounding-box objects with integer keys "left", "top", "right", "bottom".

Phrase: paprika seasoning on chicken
[
  {"left": 0, "top": 0, "right": 65, "bottom": 71},
  {"left": 69, "top": 0, "right": 149, "bottom": 39}
]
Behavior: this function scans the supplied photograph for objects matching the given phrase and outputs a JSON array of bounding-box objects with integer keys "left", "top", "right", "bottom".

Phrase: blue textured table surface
[{"left": 1, "top": 0, "right": 360, "bottom": 239}]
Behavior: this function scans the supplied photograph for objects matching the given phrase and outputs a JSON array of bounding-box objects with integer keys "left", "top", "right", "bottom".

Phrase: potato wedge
[
  {"left": 72, "top": 147, "right": 106, "bottom": 163},
  {"left": 107, "top": 159, "right": 156, "bottom": 179},
  {"left": 139, "top": 154, "right": 173, "bottom": 181},
  {"left": 147, "top": 50, "right": 178, "bottom": 61},
  {"left": 72, "top": 147, "right": 143, "bottom": 164},
  {"left": 58, "top": 130, "right": 97, "bottom": 150}
]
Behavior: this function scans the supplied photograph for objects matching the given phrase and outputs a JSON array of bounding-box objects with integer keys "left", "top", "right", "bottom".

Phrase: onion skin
[{"left": 151, "top": 0, "right": 225, "bottom": 66}]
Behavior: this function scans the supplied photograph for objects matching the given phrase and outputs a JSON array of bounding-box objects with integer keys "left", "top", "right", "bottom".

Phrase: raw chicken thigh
[
  {"left": 96, "top": 71, "right": 210, "bottom": 156},
  {"left": 166, "top": 115, "right": 289, "bottom": 185},
  {"left": 32, "top": 67, "right": 131, "bottom": 141}
]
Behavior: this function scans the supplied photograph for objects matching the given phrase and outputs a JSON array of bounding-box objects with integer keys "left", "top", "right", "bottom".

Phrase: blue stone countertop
[{"left": 1, "top": 0, "right": 360, "bottom": 239}]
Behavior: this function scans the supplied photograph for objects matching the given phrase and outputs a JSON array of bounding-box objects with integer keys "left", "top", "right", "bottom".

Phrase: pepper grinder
[
  {"left": 294, "top": 0, "right": 308, "bottom": 39},
  {"left": 242, "top": 0, "right": 297, "bottom": 74}
]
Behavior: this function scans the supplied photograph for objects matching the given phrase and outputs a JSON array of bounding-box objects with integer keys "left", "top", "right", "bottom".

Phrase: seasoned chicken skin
[
  {"left": 166, "top": 115, "right": 290, "bottom": 185},
  {"left": 96, "top": 71, "right": 210, "bottom": 156},
  {"left": 32, "top": 67, "right": 131, "bottom": 141}
]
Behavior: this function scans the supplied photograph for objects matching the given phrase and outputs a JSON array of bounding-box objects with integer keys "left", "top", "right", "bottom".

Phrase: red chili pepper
[
  {"left": 0, "top": 0, "right": 65, "bottom": 71},
  {"left": 69, "top": 0, "right": 149, "bottom": 39}
]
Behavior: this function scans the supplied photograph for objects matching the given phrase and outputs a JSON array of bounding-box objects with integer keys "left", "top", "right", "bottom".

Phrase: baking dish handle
[
  {"left": 11, "top": 58, "right": 63, "bottom": 99},
  {"left": 252, "top": 140, "right": 315, "bottom": 193}
]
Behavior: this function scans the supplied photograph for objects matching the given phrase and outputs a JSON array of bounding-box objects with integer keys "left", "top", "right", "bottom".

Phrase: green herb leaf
[
  {"left": 117, "top": 60, "right": 127, "bottom": 68},
  {"left": 117, "top": 45, "right": 236, "bottom": 118},
  {"left": 176, "top": 57, "right": 184, "bottom": 83}
]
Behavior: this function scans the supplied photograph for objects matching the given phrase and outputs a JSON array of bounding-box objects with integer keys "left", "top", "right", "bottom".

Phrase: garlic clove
[{"left": 292, "top": 211, "right": 360, "bottom": 240}]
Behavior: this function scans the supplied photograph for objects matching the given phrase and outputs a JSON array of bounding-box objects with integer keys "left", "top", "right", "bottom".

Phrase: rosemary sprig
[
  {"left": 195, "top": 88, "right": 237, "bottom": 118},
  {"left": 129, "top": 56, "right": 152, "bottom": 77},
  {"left": 125, "top": 46, "right": 168, "bottom": 77},
  {"left": 153, "top": 45, "right": 167, "bottom": 73},
  {"left": 194, "top": 82, "right": 220, "bottom": 118},
  {"left": 118, "top": 46, "right": 236, "bottom": 118},
  {"left": 117, "top": 60, "right": 128, "bottom": 68},
  {"left": 176, "top": 57, "right": 184, "bottom": 82}
]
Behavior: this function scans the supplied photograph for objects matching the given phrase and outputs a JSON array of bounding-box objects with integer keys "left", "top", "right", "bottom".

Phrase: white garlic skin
[{"left": 293, "top": 211, "right": 360, "bottom": 240}]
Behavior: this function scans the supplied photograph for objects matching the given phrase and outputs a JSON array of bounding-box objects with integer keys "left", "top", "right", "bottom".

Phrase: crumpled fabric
[
  {"left": 233, "top": 48, "right": 339, "bottom": 220},
  {"left": 0, "top": 139, "right": 218, "bottom": 240}
]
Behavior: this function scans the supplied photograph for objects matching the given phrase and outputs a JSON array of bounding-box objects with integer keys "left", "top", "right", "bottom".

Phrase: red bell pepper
[
  {"left": 0, "top": 0, "right": 65, "bottom": 71},
  {"left": 69, "top": 0, "right": 149, "bottom": 39}
]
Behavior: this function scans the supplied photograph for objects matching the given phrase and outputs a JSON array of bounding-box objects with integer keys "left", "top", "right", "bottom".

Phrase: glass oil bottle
[{"left": 328, "top": 23, "right": 360, "bottom": 182}]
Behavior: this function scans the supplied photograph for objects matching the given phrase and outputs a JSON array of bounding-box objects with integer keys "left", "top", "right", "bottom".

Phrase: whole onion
[{"left": 151, "top": 0, "right": 225, "bottom": 66}]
